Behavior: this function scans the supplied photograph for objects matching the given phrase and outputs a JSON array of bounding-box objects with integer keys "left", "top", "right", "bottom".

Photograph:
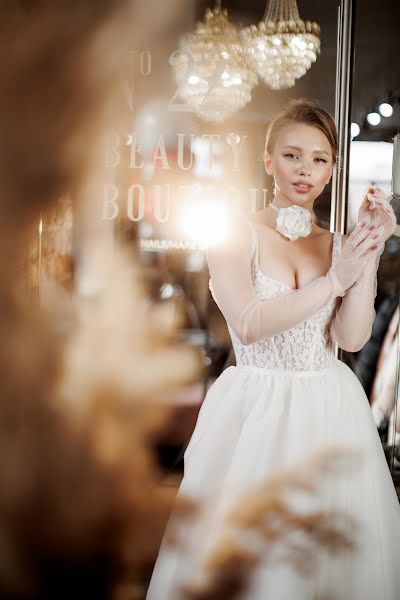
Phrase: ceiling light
[
  {"left": 351, "top": 123, "right": 360, "bottom": 138},
  {"left": 172, "top": 1, "right": 258, "bottom": 122},
  {"left": 367, "top": 112, "right": 381, "bottom": 126},
  {"left": 379, "top": 102, "right": 393, "bottom": 117},
  {"left": 240, "top": 0, "right": 321, "bottom": 90}
]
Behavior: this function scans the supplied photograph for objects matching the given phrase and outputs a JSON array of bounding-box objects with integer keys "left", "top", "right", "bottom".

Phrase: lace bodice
[{"left": 209, "top": 220, "right": 343, "bottom": 372}]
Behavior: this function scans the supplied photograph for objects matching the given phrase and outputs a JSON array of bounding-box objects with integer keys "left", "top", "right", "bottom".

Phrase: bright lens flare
[{"left": 179, "top": 201, "right": 231, "bottom": 247}]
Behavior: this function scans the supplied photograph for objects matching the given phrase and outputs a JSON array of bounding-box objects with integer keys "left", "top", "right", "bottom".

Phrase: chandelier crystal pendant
[
  {"left": 171, "top": 1, "right": 258, "bottom": 122},
  {"left": 240, "top": 0, "right": 321, "bottom": 90}
]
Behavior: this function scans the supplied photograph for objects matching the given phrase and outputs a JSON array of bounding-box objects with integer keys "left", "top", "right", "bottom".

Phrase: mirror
[{"left": 34, "top": 0, "right": 400, "bottom": 501}]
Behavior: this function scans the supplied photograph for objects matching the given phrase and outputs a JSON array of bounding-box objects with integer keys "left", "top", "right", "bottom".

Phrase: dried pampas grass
[
  {"left": 0, "top": 0, "right": 199, "bottom": 599},
  {"left": 181, "top": 446, "right": 363, "bottom": 600}
]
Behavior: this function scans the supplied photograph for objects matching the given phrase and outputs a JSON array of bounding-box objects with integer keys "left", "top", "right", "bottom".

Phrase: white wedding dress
[{"left": 146, "top": 219, "right": 400, "bottom": 600}]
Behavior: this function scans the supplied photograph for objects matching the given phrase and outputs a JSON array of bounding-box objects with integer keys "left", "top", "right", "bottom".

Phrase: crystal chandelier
[
  {"left": 171, "top": 1, "right": 258, "bottom": 122},
  {"left": 240, "top": 0, "right": 321, "bottom": 90}
]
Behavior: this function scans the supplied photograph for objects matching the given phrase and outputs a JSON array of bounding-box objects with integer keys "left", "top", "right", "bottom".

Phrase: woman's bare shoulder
[
  {"left": 315, "top": 225, "right": 348, "bottom": 241},
  {"left": 313, "top": 223, "right": 332, "bottom": 237},
  {"left": 312, "top": 225, "right": 334, "bottom": 249}
]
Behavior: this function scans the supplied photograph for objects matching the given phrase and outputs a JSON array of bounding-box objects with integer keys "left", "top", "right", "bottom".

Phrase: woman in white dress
[{"left": 146, "top": 99, "right": 400, "bottom": 600}]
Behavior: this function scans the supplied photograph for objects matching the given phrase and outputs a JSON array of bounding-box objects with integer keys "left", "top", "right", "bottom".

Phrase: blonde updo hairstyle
[{"left": 264, "top": 98, "right": 339, "bottom": 167}]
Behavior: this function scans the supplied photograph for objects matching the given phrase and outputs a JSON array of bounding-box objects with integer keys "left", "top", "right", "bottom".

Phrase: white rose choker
[{"left": 269, "top": 203, "right": 314, "bottom": 241}]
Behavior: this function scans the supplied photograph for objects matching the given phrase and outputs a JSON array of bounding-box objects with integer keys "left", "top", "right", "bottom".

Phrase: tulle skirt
[{"left": 146, "top": 359, "right": 400, "bottom": 600}]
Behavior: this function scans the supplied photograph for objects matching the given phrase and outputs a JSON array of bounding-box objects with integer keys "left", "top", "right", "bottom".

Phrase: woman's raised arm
[
  {"left": 329, "top": 236, "right": 385, "bottom": 352},
  {"left": 330, "top": 191, "right": 398, "bottom": 351},
  {"left": 207, "top": 212, "right": 380, "bottom": 345}
]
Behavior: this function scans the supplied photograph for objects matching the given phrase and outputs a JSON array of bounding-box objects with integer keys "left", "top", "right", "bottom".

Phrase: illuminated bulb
[
  {"left": 379, "top": 102, "right": 393, "bottom": 117},
  {"left": 351, "top": 122, "right": 360, "bottom": 138},
  {"left": 367, "top": 112, "right": 381, "bottom": 126}
]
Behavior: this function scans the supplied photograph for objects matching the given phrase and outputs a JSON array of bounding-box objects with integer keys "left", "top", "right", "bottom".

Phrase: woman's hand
[
  {"left": 357, "top": 185, "right": 397, "bottom": 244},
  {"left": 327, "top": 219, "right": 384, "bottom": 297}
]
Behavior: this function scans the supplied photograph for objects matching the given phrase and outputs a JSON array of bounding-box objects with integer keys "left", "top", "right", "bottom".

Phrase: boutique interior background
[{"left": 36, "top": 0, "right": 400, "bottom": 484}]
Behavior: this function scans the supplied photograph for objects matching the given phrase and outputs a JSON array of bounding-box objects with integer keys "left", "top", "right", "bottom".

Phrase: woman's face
[{"left": 264, "top": 122, "right": 334, "bottom": 209}]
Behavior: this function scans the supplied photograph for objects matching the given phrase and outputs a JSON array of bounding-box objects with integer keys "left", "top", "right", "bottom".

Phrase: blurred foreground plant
[
  {"left": 180, "top": 446, "right": 362, "bottom": 600},
  {"left": 0, "top": 1, "right": 201, "bottom": 599}
]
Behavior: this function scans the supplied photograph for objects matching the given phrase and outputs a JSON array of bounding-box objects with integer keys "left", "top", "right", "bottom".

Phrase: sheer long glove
[
  {"left": 330, "top": 207, "right": 393, "bottom": 352},
  {"left": 207, "top": 213, "right": 382, "bottom": 346},
  {"left": 329, "top": 201, "right": 394, "bottom": 351},
  {"left": 330, "top": 241, "right": 385, "bottom": 352},
  {"left": 357, "top": 186, "right": 397, "bottom": 242},
  {"left": 325, "top": 221, "right": 385, "bottom": 297}
]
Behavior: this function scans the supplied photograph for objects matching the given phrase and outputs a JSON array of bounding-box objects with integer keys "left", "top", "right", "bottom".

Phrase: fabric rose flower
[{"left": 276, "top": 205, "right": 313, "bottom": 241}]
